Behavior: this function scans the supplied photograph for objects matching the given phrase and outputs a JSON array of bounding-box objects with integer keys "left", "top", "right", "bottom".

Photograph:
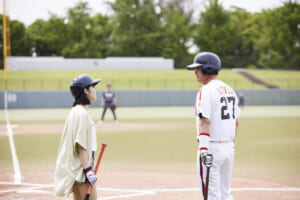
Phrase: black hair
[
  {"left": 72, "top": 86, "right": 91, "bottom": 107},
  {"left": 202, "top": 67, "right": 219, "bottom": 75}
]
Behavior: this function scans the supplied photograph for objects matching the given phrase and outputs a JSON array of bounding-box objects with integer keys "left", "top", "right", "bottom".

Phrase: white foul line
[
  {"left": 4, "top": 91, "right": 21, "bottom": 184},
  {"left": 232, "top": 188, "right": 300, "bottom": 191},
  {"left": 100, "top": 187, "right": 300, "bottom": 193},
  {"left": 100, "top": 191, "right": 156, "bottom": 200},
  {"left": 0, "top": 181, "right": 53, "bottom": 187},
  {"left": 98, "top": 186, "right": 300, "bottom": 199}
]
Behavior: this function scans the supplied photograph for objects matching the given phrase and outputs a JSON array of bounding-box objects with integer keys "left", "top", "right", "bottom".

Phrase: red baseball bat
[{"left": 84, "top": 143, "right": 107, "bottom": 200}]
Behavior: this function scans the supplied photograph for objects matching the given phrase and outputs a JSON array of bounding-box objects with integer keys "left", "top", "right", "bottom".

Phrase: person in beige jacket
[{"left": 55, "top": 74, "right": 101, "bottom": 200}]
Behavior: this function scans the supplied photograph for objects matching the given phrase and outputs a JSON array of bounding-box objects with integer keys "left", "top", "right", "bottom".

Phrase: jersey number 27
[{"left": 220, "top": 96, "right": 235, "bottom": 120}]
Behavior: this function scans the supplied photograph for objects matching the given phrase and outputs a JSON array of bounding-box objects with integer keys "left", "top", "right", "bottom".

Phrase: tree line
[{"left": 1, "top": 0, "right": 299, "bottom": 69}]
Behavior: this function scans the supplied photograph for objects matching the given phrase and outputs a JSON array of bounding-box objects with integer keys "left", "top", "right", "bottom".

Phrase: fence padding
[{"left": 0, "top": 89, "right": 300, "bottom": 108}]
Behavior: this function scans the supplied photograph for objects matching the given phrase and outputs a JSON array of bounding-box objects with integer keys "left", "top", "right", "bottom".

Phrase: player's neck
[
  {"left": 81, "top": 104, "right": 89, "bottom": 109},
  {"left": 203, "top": 75, "right": 218, "bottom": 85}
]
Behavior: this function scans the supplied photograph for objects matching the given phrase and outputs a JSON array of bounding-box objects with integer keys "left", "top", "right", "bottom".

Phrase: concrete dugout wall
[
  {"left": 7, "top": 57, "right": 174, "bottom": 70},
  {"left": 0, "top": 89, "right": 299, "bottom": 109}
]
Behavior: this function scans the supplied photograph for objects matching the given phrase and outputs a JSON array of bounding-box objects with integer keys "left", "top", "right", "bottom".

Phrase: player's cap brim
[
  {"left": 186, "top": 63, "right": 202, "bottom": 70},
  {"left": 92, "top": 79, "right": 101, "bottom": 86}
]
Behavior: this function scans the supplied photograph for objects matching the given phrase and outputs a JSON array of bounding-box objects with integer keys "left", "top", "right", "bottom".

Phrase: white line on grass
[{"left": 4, "top": 91, "right": 21, "bottom": 184}]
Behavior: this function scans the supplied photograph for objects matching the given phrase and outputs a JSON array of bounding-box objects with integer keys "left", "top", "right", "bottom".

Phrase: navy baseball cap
[{"left": 70, "top": 74, "right": 101, "bottom": 98}]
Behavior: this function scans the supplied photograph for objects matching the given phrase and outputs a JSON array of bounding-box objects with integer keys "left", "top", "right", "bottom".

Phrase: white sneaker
[
  {"left": 114, "top": 120, "right": 119, "bottom": 124},
  {"left": 98, "top": 120, "right": 103, "bottom": 124}
]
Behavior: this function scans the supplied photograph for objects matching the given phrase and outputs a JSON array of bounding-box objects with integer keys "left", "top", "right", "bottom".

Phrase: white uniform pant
[{"left": 197, "top": 141, "right": 235, "bottom": 200}]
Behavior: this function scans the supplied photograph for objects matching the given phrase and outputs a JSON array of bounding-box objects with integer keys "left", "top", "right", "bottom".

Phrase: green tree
[
  {"left": 229, "top": 8, "right": 254, "bottom": 56},
  {"left": 110, "top": 0, "right": 163, "bottom": 56},
  {"left": 0, "top": 16, "right": 31, "bottom": 68},
  {"left": 27, "top": 15, "right": 68, "bottom": 56},
  {"left": 62, "top": 2, "right": 112, "bottom": 58},
  {"left": 159, "top": 0, "right": 196, "bottom": 24},
  {"left": 255, "top": 1, "right": 300, "bottom": 69},
  {"left": 258, "top": 50, "right": 285, "bottom": 69},
  {"left": 227, "top": 8, "right": 265, "bottom": 68},
  {"left": 88, "top": 14, "right": 113, "bottom": 57},
  {"left": 160, "top": 1, "right": 192, "bottom": 58},
  {"left": 64, "top": 2, "right": 91, "bottom": 47},
  {"left": 158, "top": 0, "right": 194, "bottom": 68},
  {"left": 194, "top": 0, "right": 239, "bottom": 61},
  {"left": 10, "top": 20, "right": 32, "bottom": 56}
]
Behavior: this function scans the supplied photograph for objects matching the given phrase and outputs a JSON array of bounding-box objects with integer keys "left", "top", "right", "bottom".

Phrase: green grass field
[
  {"left": 248, "top": 69, "right": 300, "bottom": 89},
  {"left": 4, "top": 69, "right": 300, "bottom": 90},
  {"left": 0, "top": 106, "right": 300, "bottom": 186},
  {"left": 1, "top": 69, "right": 300, "bottom": 90}
]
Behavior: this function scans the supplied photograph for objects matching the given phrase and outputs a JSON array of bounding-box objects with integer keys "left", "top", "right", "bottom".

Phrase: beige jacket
[{"left": 54, "top": 105, "right": 94, "bottom": 197}]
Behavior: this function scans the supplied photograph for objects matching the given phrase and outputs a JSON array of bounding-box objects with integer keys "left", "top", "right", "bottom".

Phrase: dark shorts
[{"left": 73, "top": 178, "right": 89, "bottom": 185}]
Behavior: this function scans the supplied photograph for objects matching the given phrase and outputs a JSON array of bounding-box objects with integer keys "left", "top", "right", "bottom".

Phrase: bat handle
[
  {"left": 84, "top": 193, "right": 90, "bottom": 200},
  {"left": 204, "top": 167, "right": 210, "bottom": 200}
]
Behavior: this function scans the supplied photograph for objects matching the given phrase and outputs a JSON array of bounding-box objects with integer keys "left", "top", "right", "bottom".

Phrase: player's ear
[{"left": 83, "top": 87, "right": 89, "bottom": 95}]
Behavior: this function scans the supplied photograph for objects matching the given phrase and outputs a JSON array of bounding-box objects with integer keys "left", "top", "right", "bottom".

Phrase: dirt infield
[
  {"left": 1, "top": 123, "right": 299, "bottom": 199},
  {"left": 0, "top": 170, "right": 299, "bottom": 200}
]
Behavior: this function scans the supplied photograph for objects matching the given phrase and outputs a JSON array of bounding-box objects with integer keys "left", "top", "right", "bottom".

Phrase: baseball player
[
  {"left": 55, "top": 74, "right": 101, "bottom": 200},
  {"left": 238, "top": 90, "right": 245, "bottom": 107},
  {"left": 186, "top": 52, "right": 240, "bottom": 200},
  {"left": 99, "top": 83, "right": 118, "bottom": 123}
]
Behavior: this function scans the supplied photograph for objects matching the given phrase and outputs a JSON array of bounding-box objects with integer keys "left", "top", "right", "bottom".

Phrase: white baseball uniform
[{"left": 195, "top": 79, "right": 240, "bottom": 200}]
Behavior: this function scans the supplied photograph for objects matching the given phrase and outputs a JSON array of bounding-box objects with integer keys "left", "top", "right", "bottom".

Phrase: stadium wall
[
  {"left": 7, "top": 57, "right": 174, "bottom": 70},
  {"left": 0, "top": 89, "right": 300, "bottom": 109}
]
